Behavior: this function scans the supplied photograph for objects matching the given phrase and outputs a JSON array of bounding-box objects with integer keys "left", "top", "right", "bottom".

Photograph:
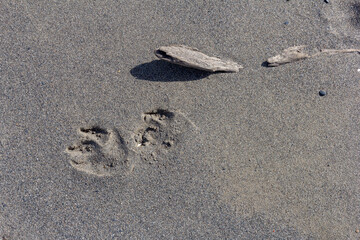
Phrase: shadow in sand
[
  {"left": 130, "top": 60, "right": 212, "bottom": 82},
  {"left": 261, "top": 61, "right": 271, "bottom": 67}
]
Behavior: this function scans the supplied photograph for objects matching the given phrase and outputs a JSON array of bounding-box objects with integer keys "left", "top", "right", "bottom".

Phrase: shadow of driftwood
[
  {"left": 261, "top": 61, "right": 271, "bottom": 67},
  {"left": 130, "top": 60, "right": 212, "bottom": 82}
]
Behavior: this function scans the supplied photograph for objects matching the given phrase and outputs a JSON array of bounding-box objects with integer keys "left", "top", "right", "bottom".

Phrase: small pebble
[
  {"left": 319, "top": 90, "right": 327, "bottom": 96},
  {"left": 284, "top": 21, "right": 289, "bottom": 25},
  {"left": 324, "top": 0, "right": 329, "bottom": 3},
  {"left": 356, "top": 229, "right": 359, "bottom": 233}
]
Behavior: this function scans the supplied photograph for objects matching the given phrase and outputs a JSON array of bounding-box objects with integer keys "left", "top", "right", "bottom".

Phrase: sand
[{"left": 1, "top": 0, "right": 359, "bottom": 239}]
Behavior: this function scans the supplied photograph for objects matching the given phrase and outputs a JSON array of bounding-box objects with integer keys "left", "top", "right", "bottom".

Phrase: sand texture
[{"left": 1, "top": 0, "right": 360, "bottom": 239}]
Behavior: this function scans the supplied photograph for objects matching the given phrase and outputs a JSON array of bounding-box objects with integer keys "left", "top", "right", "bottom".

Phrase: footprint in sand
[
  {"left": 322, "top": 1, "right": 360, "bottom": 40},
  {"left": 66, "top": 126, "right": 133, "bottom": 176},
  {"left": 66, "top": 110, "right": 195, "bottom": 173},
  {"left": 134, "top": 109, "right": 195, "bottom": 165},
  {"left": 135, "top": 109, "right": 176, "bottom": 148}
]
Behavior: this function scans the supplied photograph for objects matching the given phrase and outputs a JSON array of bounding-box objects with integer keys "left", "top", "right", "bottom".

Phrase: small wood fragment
[
  {"left": 319, "top": 49, "right": 360, "bottom": 54},
  {"left": 267, "top": 46, "right": 360, "bottom": 67},
  {"left": 266, "top": 46, "right": 310, "bottom": 67},
  {"left": 155, "top": 45, "right": 243, "bottom": 72}
]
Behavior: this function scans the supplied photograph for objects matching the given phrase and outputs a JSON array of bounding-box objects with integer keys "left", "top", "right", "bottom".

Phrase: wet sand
[{"left": 1, "top": 0, "right": 359, "bottom": 239}]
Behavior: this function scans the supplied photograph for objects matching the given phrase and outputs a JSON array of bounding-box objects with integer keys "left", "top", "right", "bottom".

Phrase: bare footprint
[
  {"left": 134, "top": 109, "right": 195, "bottom": 165},
  {"left": 66, "top": 126, "right": 132, "bottom": 176}
]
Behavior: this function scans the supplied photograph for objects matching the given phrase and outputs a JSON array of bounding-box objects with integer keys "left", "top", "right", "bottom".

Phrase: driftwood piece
[
  {"left": 266, "top": 46, "right": 310, "bottom": 67},
  {"left": 267, "top": 46, "right": 360, "bottom": 67},
  {"left": 319, "top": 49, "right": 360, "bottom": 55},
  {"left": 155, "top": 45, "right": 243, "bottom": 72}
]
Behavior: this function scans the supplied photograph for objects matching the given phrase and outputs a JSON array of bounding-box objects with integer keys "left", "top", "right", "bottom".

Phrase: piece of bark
[
  {"left": 155, "top": 45, "right": 243, "bottom": 72},
  {"left": 266, "top": 46, "right": 310, "bottom": 67}
]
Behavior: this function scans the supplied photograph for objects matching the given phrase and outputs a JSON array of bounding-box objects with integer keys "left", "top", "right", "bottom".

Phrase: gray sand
[{"left": 1, "top": 0, "right": 359, "bottom": 239}]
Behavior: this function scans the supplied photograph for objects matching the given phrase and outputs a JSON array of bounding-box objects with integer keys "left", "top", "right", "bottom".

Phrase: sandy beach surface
[{"left": 1, "top": 0, "right": 359, "bottom": 239}]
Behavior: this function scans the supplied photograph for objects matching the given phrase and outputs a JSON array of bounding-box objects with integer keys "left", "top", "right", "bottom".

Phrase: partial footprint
[
  {"left": 134, "top": 109, "right": 195, "bottom": 165},
  {"left": 135, "top": 109, "right": 176, "bottom": 148},
  {"left": 66, "top": 126, "right": 132, "bottom": 177},
  {"left": 322, "top": 0, "right": 360, "bottom": 41}
]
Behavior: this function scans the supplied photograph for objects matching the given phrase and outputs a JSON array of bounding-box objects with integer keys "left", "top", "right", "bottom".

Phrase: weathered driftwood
[
  {"left": 267, "top": 46, "right": 360, "bottom": 67},
  {"left": 267, "top": 46, "right": 310, "bottom": 67},
  {"left": 155, "top": 45, "right": 243, "bottom": 72},
  {"left": 319, "top": 49, "right": 360, "bottom": 55}
]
